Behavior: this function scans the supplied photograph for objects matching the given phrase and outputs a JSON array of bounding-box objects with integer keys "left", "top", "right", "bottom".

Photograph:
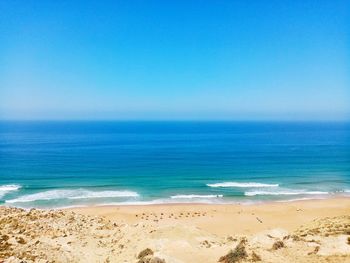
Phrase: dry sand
[{"left": 1, "top": 197, "right": 350, "bottom": 263}]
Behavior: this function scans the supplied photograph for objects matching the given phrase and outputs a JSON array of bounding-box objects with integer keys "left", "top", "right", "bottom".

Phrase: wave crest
[
  {"left": 207, "top": 182, "right": 279, "bottom": 188},
  {"left": 245, "top": 190, "right": 329, "bottom": 196},
  {"left": 5, "top": 189, "right": 139, "bottom": 203},
  {"left": 170, "top": 194, "right": 223, "bottom": 199},
  {"left": 0, "top": 184, "right": 21, "bottom": 198}
]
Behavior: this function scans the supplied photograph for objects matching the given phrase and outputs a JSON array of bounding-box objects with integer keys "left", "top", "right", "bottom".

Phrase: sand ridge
[{"left": 1, "top": 198, "right": 350, "bottom": 262}]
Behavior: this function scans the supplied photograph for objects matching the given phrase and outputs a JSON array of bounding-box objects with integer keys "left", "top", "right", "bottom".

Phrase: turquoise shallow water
[{"left": 0, "top": 121, "right": 349, "bottom": 208}]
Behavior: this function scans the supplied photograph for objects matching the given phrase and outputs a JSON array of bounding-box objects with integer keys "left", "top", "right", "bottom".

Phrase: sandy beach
[
  {"left": 70, "top": 197, "right": 350, "bottom": 236},
  {"left": 1, "top": 197, "right": 350, "bottom": 263},
  {"left": 2, "top": 0, "right": 348, "bottom": 262}
]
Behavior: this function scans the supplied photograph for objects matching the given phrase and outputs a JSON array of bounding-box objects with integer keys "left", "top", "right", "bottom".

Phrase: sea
[{"left": 0, "top": 121, "right": 349, "bottom": 209}]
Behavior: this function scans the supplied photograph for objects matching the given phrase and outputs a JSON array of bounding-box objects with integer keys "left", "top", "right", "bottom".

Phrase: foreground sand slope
[{"left": 1, "top": 198, "right": 350, "bottom": 263}]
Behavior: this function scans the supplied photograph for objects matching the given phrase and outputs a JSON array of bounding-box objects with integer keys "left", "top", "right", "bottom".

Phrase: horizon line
[{"left": 0, "top": 119, "right": 349, "bottom": 123}]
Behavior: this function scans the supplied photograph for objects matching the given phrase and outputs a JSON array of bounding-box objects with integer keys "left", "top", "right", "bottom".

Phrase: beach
[
  {"left": 2, "top": 0, "right": 349, "bottom": 262},
  {"left": 1, "top": 123, "right": 349, "bottom": 262},
  {"left": 70, "top": 197, "right": 350, "bottom": 236},
  {"left": 2, "top": 197, "right": 350, "bottom": 262},
  {"left": 1, "top": 121, "right": 350, "bottom": 210}
]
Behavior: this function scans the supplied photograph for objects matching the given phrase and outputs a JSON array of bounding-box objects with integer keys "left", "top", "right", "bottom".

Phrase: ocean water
[{"left": 0, "top": 121, "right": 349, "bottom": 209}]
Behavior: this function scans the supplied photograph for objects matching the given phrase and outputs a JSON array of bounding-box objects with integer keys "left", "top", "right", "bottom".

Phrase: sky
[{"left": 0, "top": 0, "right": 349, "bottom": 120}]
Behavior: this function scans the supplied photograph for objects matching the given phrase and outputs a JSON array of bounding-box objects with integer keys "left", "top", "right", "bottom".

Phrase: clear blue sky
[{"left": 0, "top": 0, "right": 349, "bottom": 120}]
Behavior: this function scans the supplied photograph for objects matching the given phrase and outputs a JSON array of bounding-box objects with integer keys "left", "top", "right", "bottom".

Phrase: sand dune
[{"left": 1, "top": 198, "right": 350, "bottom": 262}]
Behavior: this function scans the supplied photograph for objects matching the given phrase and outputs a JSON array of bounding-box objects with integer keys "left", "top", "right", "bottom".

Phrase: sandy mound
[
  {"left": 295, "top": 215, "right": 350, "bottom": 237},
  {"left": 1, "top": 207, "right": 350, "bottom": 263}
]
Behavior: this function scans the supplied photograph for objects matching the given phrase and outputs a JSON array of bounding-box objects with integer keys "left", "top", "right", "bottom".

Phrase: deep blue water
[{"left": 0, "top": 121, "right": 349, "bottom": 208}]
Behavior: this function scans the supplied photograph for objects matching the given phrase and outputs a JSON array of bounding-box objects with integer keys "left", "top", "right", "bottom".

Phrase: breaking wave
[
  {"left": 5, "top": 189, "right": 139, "bottom": 203},
  {"left": 245, "top": 190, "right": 329, "bottom": 196},
  {"left": 170, "top": 194, "right": 223, "bottom": 199},
  {"left": 207, "top": 182, "right": 279, "bottom": 188},
  {"left": 0, "top": 184, "right": 21, "bottom": 198}
]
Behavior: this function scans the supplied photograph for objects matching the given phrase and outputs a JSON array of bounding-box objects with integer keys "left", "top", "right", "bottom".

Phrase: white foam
[
  {"left": 245, "top": 190, "right": 329, "bottom": 196},
  {"left": 69, "top": 190, "right": 139, "bottom": 199},
  {"left": 98, "top": 198, "right": 226, "bottom": 206},
  {"left": 207, "top": 182, "right": 279, "bottom": 188},
  {"left": 95, "top": 200, "right": 166, "bottom": 206},
  {"left": 170, "top": 194, "right": 223, "bottom": 199},
  {"left": 0, "top": 184, "right": 21, "bottom": 198},
  {"left": 276, "top": 196, "right": 328, "bottom": 203},
  {"left": 5, "top": 189, "right": 139, "bottom": 203}
]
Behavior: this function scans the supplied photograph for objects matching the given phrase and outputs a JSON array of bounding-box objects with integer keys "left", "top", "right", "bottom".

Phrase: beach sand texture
[{"left": 1, "top": 198, "right": 350, "bottom": 263}]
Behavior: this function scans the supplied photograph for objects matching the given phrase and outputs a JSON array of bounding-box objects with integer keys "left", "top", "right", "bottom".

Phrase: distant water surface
[{"left": 0, "top": 121, "right": 349, "bottom": 208}]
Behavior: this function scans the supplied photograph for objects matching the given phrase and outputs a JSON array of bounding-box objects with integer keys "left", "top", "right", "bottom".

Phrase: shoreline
[
  {"left": 2, "top": 194, "right": 347, "bottom": 212},
  {"left": 65, "top": 195, "right": 341, "bottom": 208}
]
